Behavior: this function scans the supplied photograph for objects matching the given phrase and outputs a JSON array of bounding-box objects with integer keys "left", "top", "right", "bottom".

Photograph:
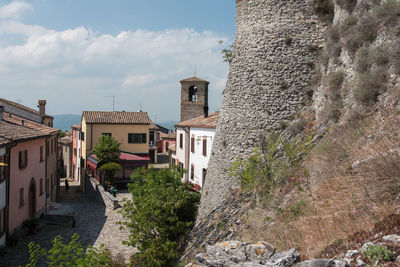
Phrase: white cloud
[
  {"left": 0, "top": 16, "right": 230, "bottom": 121},
  {"left": 0, "top": 1, "right": 33, "bottom": 20}
]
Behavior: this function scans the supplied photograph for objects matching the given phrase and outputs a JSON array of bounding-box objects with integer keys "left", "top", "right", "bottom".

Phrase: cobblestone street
[{"left": 0, "top": 181, "right": 137, "bottom": 267}]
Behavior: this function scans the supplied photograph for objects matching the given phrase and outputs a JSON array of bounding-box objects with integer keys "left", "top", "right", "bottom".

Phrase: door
[{"left": 28, "top": 179, "right": 36, "bottom": 218}]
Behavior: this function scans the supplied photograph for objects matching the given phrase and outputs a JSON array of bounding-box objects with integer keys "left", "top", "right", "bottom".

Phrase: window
[
  {"left": 45, "top": 177, "right": 49, "bottom": 192},
  {"left": 50, "top": 139, "right": 53, "bottom": 154},
  {"left": 102, "top": 133, "right": 112, "bottom": 137},
  {"left": 191, "top": 137, "right": 195, "bottom": 153},
  {"left": 40, "top": 179, "right": 43, "bottom": 195},
  {"left": 80, "top": 132, "right": 85, "bottom": 141},
  {"left": 51, "top": 174, "right": 53, "bottom": 188},
  {"left": 54, "top": 138, "right": 57, "bottom": 153},
  {"left": 179, "top": 134, "right": 183, "bottom": 149},
  {"left": 46, "top": 141, "right": 49, "bottom": 157},
  {"left": 74, "top": 148, "right": 77, "bottom": 156},
  {"left": 203, "top": 139, "right": 207, "bottom": 156},
  {"left": 166, "top": 142, "right": 169, "bottom": 151},
  {"left": 189, "top": 86, "right": 198, "bottom": 102},
  {"left": 19, "top": 150, "right": 28, "bottom": 169},
  {"left": 202, "top": 168, "right": 207, "bottom": 188},
  {"left": 40, "top": 146, "right": 44, "bottom": 162},
  {"left": 128, "top": 133, "right": 146, "bottom": 144},
  {"left": 19, "top": 188, "right": 24, "bottom": 207},
  {"left": 190, "top": 165, "right": 194, "bottom": 180}
]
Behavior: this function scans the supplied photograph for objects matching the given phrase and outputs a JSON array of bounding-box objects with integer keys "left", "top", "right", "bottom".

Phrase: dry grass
[
  {"left": 313, "top": 0, "right": 334, "bottom": 22},
  {"left": 374, "top": 0, "right": 400, "bottom": 27},
  {"left": 353, "top": 67, "right": 388, "bottom": 105},
  {"left": 336, "top": 0, "right": 357, "bottom": 13}
]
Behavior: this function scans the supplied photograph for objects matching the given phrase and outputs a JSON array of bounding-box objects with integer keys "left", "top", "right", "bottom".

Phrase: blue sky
[{"left": 0, "top": 0, "right": 235, "bottom": 122}]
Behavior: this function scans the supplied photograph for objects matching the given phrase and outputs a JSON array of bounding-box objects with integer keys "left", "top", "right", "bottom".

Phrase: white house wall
[
  {"left": 0, "top": 148, "right": 6, "bottom": 247},
  {"left": 188, "top": 127, "right": 215, "bottom": 188}
]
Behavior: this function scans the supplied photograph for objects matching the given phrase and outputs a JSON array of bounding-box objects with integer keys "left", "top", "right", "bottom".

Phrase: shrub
[
  {"left": 374, "top": 0, "right": 400, "bottom": 27},
  {"left": 326, "top": 70, "right": 345, "bottom": 93},
  {"left": 390, "top": 44, "right": 400, "bottom": 75},
  {"left": 119, "top": 168, "right": 200, "bottom": 267},
  {"left": 287, "top": 118, "right": 307, "bottom": 135},
  {"left": 342, "top": 16, "right": 378, "bottom": 54},
  {"left": 325, "top": 25, "right": 342, "bottom": 59},
  {"left": 313, "top": 0, "right": 334, "bottom": 22},
  {"left": 362, "top": 245, "right": 394, "bottom": 263},
  {"left": 355, "top": 46, "right": 372, "bottom": 73},
  {"left": 371, "top": 45, "right": 390, "bottom": 67},
  {"left": 336, "top": 0, "right": 357, "bottom": 12},
  {"left": 353, "top": 67, "right": 388, "bottom": 105}
]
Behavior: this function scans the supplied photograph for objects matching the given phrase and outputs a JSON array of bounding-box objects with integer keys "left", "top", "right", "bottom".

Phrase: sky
[{"left": 0, "top": 0, "right": 236, "bottom": 122}]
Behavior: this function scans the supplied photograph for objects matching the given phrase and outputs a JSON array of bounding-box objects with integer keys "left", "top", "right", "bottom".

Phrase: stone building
[{"left": 180, "top": 76, "right": 209, "bottom": 122}]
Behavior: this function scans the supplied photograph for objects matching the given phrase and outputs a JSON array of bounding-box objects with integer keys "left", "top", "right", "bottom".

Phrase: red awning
[
  {"left": 87, "top": 159, "right": 97, "bottom": 171},
  {"left": 120, "top": 152, "right": 150, "bottom": 161}
]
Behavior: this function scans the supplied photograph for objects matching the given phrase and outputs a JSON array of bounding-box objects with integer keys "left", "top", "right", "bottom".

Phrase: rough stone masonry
[{"left": 198, "top": 0, "right": 324, "bottom": 219}]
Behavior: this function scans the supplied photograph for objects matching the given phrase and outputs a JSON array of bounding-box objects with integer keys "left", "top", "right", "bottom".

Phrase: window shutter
[
  {"left": 142, "top": 133, "right": 147, "bottom": 143},
  {"left": 203, "top": 139, "right": 207, "bottom": 156},
  {"left": 180, "top": 134, "right": 183, "bottom": 149},
  {"left": 25, "top": 150, "right": 28, "bottom": 167},
  {"left": 19, "top": 151, "right": 22, "bottom": 168},
  {"left": 191, "top": 138, "right": 195, "bottom": 153}
]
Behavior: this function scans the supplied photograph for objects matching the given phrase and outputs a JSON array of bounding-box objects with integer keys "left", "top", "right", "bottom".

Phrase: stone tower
[
  {"left": 180, "top": 76, "right": 209, "bottom": 122},
  {"left": 197, "top": 0, "right": 324, "bottom": 219}
]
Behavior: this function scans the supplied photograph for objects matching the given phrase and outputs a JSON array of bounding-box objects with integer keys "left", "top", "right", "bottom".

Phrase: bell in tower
[{"left": 180, "top": 76, "right": 209, "bottom": 122}]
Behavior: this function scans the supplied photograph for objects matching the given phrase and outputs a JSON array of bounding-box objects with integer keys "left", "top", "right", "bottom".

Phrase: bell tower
[{"left": 180, "top": 76, "right": 209, "bottom": 122}]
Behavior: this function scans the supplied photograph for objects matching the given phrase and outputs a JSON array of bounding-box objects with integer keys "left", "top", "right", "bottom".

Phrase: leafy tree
[
  {"left": 26, "top": 233, "right": 113, "bottom": 267},
  {"left": 218, "top": 40, "right": 233, "bottom": 64},
  {"left": 99, "top": 162, "right": 122, "bottom": 186},
  {"left": 118, "top": 167, "right": 200, "bottom": 267},
  {"left": 92, "top": 135, "right": 121, "bottom": 165}
]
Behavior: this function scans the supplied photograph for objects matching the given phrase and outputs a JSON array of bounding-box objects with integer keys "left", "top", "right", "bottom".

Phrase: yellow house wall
[{"left": 82, "top": 122, "right": 149, "bottom": 156}]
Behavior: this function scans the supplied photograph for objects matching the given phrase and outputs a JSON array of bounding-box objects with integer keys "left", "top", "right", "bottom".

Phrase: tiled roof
[
  {"left": 160, "top": 132, "right": 176, "bottom": 139},
  {"left": 180, "top": 76, "right": 209, "bottom": 83},
  {"left": 175, "top": 112, "right": 219, "bottom": 129},
  {"left": 71, "top": 124, "right": 81, "bottom": 130},
  {"left": 0, "top": 136, "right": 11, "bottom": 146},
  {"left": 168, "top": 144, "right": 176, "bottom": 152},
  {"left": 0, "top": 120, "right": 49, "bottom": 141},
  {"left": 0, "top": 98, "right": 53, "bottom": 118},
  {"left": 4, "top": 112, "right": 59, "bottom": 135},
  {"left": 150, "top": 122, "right": 159, "bottom": 130},
  {"left": 82, "top": 111, "right": 152, "bottom": 125},
  {"left": 60, "top": 135, "right": 73, "bottom": 144}
]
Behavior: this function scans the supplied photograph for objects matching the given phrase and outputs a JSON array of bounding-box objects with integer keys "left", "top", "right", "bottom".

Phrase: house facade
[
  {"left": 0, "top": 117, "right": 50, "bottom": 236},
  {"left": 175, "top": 112, "right": 218, "bottom": 189},
  {"left": 59, "top": 134, "right": 73, "bottom": 178},
  {"left": 80, "top": 111, "right": 153, "bottom": 187},
  {"left": 158, "top": 131, "right": 176, "bottom": 153},
  {"left": 71, "top": 124, "right": 82, "bottom": 183}
]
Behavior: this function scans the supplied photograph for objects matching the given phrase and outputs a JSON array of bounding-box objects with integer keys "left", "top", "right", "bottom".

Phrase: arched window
[{"left": 189, "top": 86, "right": 198, "bottom": 102}]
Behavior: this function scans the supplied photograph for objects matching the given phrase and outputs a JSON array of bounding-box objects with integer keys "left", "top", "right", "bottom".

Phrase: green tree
[
  {"left": 26, "top": 233, "right": 112, "bottom": 267},
  {"left": 99, "top": 162, "right": 122, "bottom": 186},
  {"left": 119, "top": 167, "right": 200, "bottom": 267},
  {"left": 218, "top": 40, "right": 233, "bottom": 64},
  {"left": 92, "top": 135, "right": 121, "bottom": 164}
]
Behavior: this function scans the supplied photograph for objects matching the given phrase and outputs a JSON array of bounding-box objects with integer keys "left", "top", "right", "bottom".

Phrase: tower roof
[{"left": 180, "top": 76, "right": 209, "bottom": 83}]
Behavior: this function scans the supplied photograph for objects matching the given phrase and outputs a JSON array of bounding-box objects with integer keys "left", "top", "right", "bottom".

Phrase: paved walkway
[{"left": 0, "top": 180, "right": 137, "bottom": 267}]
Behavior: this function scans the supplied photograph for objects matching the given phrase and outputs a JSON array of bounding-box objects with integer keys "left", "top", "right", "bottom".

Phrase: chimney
[
  {"left": 38, "top": 100, "right": 46, "bottom": 115},
  {"left": 0, "top": 106, "right": 3, "bottom": 121},
  {"left": 203, "top": 106, "right": 209, "bottom": 118}
]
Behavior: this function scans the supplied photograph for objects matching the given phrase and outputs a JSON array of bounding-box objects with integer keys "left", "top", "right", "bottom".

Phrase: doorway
[{"left": 28, "top": 179, "right": 36, "bottom": 218}]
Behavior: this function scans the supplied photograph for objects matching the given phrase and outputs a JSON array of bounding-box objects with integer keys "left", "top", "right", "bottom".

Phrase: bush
[
  {"left": 355, "top": 46, "right": 372, "bottom": 73},
  {"left": 374, "top": 0, "right": 400, "bottom": 27},
  {"left": 326, "top": 70, "right": 345, "bottom": 93},
  {"left": 119, "top": 168, "right": 200, "bottom": 267},
  {"left": 362, "top": 245, "right": 394, "bottom": 263},
  {"left": 390, "top": 44, "right": 400, "bottom": 75},
  {"left": 342, "top": 16, "right": 378, "bottom": 54},
  {"left": 353, "top": 67, "right": 388, "bottom": 105},
  {"left": 325, "top": 25, "right": 342, "bottom": 59},
  {"left": 313, "top": 0, "right": 334, "bottom": 22},
  {"left": 336, "top": 0, "right": 357, "bottom": 12}
]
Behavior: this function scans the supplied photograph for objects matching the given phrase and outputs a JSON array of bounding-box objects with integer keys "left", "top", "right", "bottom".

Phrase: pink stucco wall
[
  {"left": 160, "top": 138, "right": 175, "bottom": 154},
  {"left": 9, "top": 138, "right": 46, "bottom": 233}
]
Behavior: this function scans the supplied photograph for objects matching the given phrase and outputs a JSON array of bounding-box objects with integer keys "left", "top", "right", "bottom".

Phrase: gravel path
[{"left": 0, "top": 181, "right": 137, "bottom": 267}]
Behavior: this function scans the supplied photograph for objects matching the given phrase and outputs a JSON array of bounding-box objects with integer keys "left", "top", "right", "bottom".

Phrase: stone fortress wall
[{"left": 198, "top": 0, "right": 325, "bottom": 219}]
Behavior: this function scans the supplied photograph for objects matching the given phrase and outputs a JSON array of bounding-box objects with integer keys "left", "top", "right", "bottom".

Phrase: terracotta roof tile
[
  {"left": 71, "top": 124, "right": 81, "bottom": 130},
  {"left": 0, "top": 98, "right": 53, "bottom": 118},
  {"left": 176, "top": 112, "right": 219, "bottom": 129},
  {"left": 160, "top": 132, "right": 176, "bottom": 139},
  {"left": 0, "top": 136, "right": 11, "bottom": 146},
  {"left": 0, "top": 120, "right": 49, "bottom": 141},
  {"left": 83, "top": 111, "right": 152, "bottom": 124},
  {"left": 180, "top": 76, "right": 209, "bottom": 83},
  {"left": 3, "top": 112, "right": 59, "bottom": 135}
]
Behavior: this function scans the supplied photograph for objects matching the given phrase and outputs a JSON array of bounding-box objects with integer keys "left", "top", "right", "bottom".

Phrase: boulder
[
  {"left": 296, "top": 259, "right": 349, "bottom": 267},
  {"left": 264, "top": 248, "right": 300, "bottom": 266}
]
